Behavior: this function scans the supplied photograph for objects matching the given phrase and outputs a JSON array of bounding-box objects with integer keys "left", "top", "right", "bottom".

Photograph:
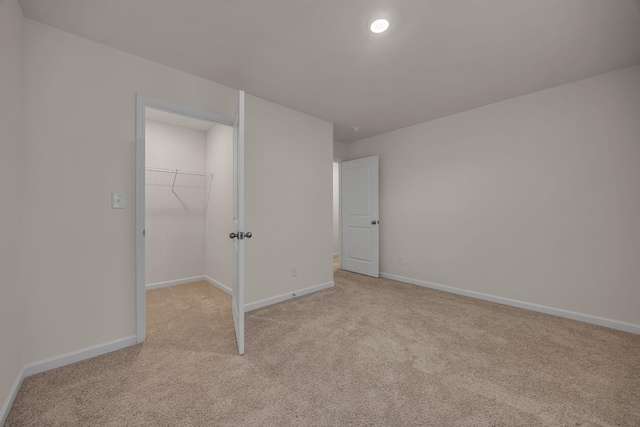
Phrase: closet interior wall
[
  {"left": 205, "top": 125, "right": 234, "bottom": 290},
  {"left": 145, "top": 117, "right": 234, "bottom": 290},
  {"left": 145, "top": 120, "right": 207, "bottom": 286}
]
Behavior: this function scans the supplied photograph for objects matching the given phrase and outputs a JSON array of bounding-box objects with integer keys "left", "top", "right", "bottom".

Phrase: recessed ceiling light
[{"left": 370, "top": 18, "right": 389, "bottom": 34}]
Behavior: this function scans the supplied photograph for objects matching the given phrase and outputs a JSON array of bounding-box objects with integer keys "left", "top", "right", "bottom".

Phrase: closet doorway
[{"left": 136, "top": 94, "right": 246, "bottom": 355}]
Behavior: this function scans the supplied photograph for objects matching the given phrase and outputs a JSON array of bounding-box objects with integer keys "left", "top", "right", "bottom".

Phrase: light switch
[{"left": 112, "top": 192, "right": 125, "bottom": 209}]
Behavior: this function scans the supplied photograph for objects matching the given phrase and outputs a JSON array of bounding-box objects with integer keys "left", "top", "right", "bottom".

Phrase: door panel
[
  {"left": 341, "top": 156, "right": 379, "bottom": 277},
  {"left": 347, "top": 166, "right": 371, "bottom": 215},
  {"left": 232, "top": 90, "right": 245, "bottom": 355},
  {"left": 347, "top": 227, "right": 371, "bottom": 261}
]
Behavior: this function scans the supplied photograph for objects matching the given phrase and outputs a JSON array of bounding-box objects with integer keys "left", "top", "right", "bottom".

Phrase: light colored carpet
[{"left": 6, "top": 270, "right": 640, "bottom": 426}]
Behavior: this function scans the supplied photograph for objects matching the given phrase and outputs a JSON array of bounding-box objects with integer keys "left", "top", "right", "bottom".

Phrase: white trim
[
  {"left": 380, "top": 272, "right": 640, "bottom": 335},
  {"left": 234, "top": 90, "right": 246, "bottom": 355},
  {"left": 23, "top": 336, "right": 138, "bottom": 378},
  {"left": 1, "top": 337, "right": 137, "bottom": 422},
  {"left": 204, "top": 275, "right": 232, "bottom": 295},
  {"left": 245, "top": 281, "right": 335, "bottom": 312},
  {"left": 135, "top": 95, "right": 146, "bottom": 343},
  {"left": 335, "top": 160, "right": 343, "bottom": 269},
  {"left": 138, "top": 95, "right": 235, "bottom": 126},
  {"left": 136, "top": 94, "right": 236, "bottom": 345},
  {"left": 145, "top": 276, "right": 206, "bottom": 290},
  {"left": 0, "top": 366, "right": 25, "bottom": 426}
]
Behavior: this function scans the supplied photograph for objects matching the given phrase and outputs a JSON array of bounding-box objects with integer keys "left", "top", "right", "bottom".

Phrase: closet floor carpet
[{"left": 6, "top": 271, "right": 640, "bottom": 426}]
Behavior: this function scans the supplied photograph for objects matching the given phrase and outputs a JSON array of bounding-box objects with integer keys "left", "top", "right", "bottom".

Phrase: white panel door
[
  {"left": 341, "top": 155, "right": 379, "bottom": 277},
  {"left": 232, "top": 91, "right": 246, "bottom": 355}
]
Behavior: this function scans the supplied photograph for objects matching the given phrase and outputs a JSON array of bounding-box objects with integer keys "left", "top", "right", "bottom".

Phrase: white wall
[
  {"left": 333, "top": 163, "right": 340, "bottom": 255},
  {"left": 245, "top": 95, "right": 334, "bottom": 304},
  {"left": 205, "top": 125, "right": 234, "bottom": 288},
  {"left": 0, "top": 0, "right": 26, "bottom": 418},
  {"left": 22, "top": 19, "right": 238, "bottom": 364},
  {"left": 21, "top": 18, "right": 335, "bottom": 365},
  {"left": 334, "top": 140, "right": 348, "bottom": 160},
  {"left": 346, "top": 64, "right": 640, "bottom": 326},
  {"left": 145, "top": 120, "right": 207, "bottom": 285}
]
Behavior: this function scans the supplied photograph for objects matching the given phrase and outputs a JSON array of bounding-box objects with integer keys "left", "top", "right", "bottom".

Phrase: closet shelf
[{"left": 146, "top": 166, "right": 213, "bottom": 194}]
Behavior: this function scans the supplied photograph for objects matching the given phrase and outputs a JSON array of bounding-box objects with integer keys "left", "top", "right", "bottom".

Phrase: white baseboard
[
  {"left": 245, "top": 281, "right": 335, "bottom": 312},
  {"left": 0, "top": 366, "right": 25, "bottom": 426},
  {"left": 1, "top": 335, "right": 137, "bottom": 422},
  {"left": 23, "top": 335, "right": 138, "bottom": 378},
  {"left": 146, "top": 275, "right": 206, "bottom": 290},
  {"left": 204, "top": 276, "right": 232, "bottom": 295},
  {"left": 380, "top": 272, "right": 640, "bottom": 335},
  {"left": 204, "top": 277, "right": 334, "bottom": 312}
]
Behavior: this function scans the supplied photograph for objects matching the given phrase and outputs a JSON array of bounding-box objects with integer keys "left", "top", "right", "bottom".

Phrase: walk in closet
[{"left": 145, "top": 108, "right": 234, "bottom": 291}]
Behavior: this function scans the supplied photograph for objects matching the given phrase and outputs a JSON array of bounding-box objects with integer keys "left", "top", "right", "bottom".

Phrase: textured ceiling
[{"left": 19, "top": 0, "right": 640, "bottom": 142}]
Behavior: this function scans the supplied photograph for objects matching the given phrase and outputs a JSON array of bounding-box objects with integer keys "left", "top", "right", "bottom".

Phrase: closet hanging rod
[{"left": 145, "top": 166, "right": 212, "bottom": 177}]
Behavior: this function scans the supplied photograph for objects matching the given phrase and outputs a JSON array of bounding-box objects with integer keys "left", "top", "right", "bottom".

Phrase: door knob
[
  {"left": 371, "top": 220, "right": 379, "bottom": 225},
  {"left": 230, "top": 232, "right": 251, "bottom": 239}
]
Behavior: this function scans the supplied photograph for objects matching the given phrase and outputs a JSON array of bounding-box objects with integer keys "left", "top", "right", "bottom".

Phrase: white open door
[
  {"left": 341, "top": 155, "right": 379, "bottom": 277},
  {"left": 231, "top": 90, "right": 246, "bottom": 355}
]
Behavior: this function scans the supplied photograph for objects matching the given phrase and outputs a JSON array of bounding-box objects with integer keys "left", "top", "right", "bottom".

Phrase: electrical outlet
[
  {"left": 291, "top": 265, "right": 298, "bottom": 276},
  {"left": 399, "top": 256, "right": 405, "bottom": 265}
]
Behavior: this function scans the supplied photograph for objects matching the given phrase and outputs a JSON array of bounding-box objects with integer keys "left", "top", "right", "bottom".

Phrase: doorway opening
[
  {"left": 144, "top": 107, "right": 235, "bottom": 347},
  {"left": 136, "top": 94, "right": 246, "bottom": 355}
]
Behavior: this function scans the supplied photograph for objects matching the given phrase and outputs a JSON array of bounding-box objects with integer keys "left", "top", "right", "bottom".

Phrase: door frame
[
  {"left": 135, "top": 94, "right": 236, "bottom": 344},
  {"left": 333, "top": 158, "right": 344, "bottom": 269}
]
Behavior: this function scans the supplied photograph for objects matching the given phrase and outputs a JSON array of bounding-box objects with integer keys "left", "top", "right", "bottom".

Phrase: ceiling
[{"left": 19, "top": 0, "right": 640, "bottom": 142}]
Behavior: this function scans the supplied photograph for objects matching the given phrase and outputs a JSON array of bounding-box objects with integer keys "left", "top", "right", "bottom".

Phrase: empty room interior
[{"left": 1, "top": 1, "right": 639, "bottom": 426}]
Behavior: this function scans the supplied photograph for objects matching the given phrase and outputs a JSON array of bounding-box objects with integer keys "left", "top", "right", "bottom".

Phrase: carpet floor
[{"left": 6, "top": 269, "right": 640, "bottom": 426}]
